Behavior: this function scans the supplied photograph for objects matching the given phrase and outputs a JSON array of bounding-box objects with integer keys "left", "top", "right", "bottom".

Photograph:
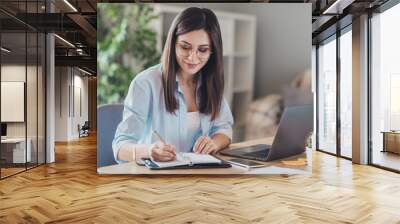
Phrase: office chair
[
  {"left": 97, "top": 104, "right": 124, "bottom": 167},
  {"left": 78, "top": 121, "right": 90, "bottom": 138}
]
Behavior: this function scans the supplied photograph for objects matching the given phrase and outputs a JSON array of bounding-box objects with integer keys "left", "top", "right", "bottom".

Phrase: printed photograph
[
  {"left": 1, "top": 0, "right": 400, "bottom": 223},
  {"left": 96, "top": 3, "right": 313, "bottom": 174}
]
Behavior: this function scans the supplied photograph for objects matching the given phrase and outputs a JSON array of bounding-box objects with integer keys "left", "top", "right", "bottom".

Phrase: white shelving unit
[{"left": 153, "top": 5, "right": 256, "bottom": 142}]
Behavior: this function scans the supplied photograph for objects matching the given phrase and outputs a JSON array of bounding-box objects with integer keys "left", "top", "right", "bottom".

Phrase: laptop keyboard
[
  {"left": 243, "top": 149, "right": 270, "bottom": 159},
  {"left": 220, "top": 144, "right": 271, "bottom": 161}
]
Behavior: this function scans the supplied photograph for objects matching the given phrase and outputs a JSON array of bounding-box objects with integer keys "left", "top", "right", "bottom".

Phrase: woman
[{"left": 112, "top": 7, "right": 233, "bottom": 163}]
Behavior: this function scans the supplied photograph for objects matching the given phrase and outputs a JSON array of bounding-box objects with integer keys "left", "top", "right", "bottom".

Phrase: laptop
[
  {"left": 1, "top": 123, "right": 7, "bottom": 140},
  {"left": 220, "top": 105, "right": 313, "bottom": 162}
]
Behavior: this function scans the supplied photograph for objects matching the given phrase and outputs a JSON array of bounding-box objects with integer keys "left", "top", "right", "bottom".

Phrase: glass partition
[
  {"left": 370, "top": 3, "right": 400, "bottom": 171},
  {"left": 27, "top": 30, "right": 38, "bottom": 169},
  {"left": 0, "top": 1, "right": 46, "bottom": 179},
  {"left": 38, "top": 31, "right": 45, "bottom": 165},
  {"left": 339, "top": 28, "right": 352, "bottom": 158},
  {"left": 1, "top": 29, "right": 28, "bottom": 178},
  {"left": 317, "top": 35, "right": 337, "bottom": 155}
]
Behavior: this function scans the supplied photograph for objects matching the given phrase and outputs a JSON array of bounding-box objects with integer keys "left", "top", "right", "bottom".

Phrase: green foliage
[{"left": 97, "top": 4, "right": 161, "bottom": 105}]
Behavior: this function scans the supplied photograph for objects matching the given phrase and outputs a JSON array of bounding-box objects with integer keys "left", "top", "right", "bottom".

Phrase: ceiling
[
  {"left": 308, "top": 0, "right": 390, "bottom": 43},
  {"left": 1, "top": 0, "right": 395, "bottom": 74},
  {"left": 0, "top": 0, "right": 97, "bottom": 75}
]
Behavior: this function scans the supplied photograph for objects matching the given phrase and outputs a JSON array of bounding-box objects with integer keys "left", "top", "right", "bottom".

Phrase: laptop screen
[{"left": 1, "top": 123, "right": 7, "bottom": 137}]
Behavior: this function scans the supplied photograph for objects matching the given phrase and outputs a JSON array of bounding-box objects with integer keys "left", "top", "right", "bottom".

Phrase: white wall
[
  {"left": 312, "top": 45, "right": 317, "bottom": 150},
  {"left": 55, "top": 67, "right": 69, "bottom": 141},
  {"left": 1, "top": 63, "right": 46, "bottom": 163},
  {"left": 74, "top": 73, "right": 89, "bottom": 122},
  {"left": 1, "top": 65, "right": 27, "bottom": 139},
  {"left": 72, "top": 73, "right": 89, "bottom": 138},
  {"left": 54, "top": 67, "right": 89, "bottom": 141},
  {"left": 1, "top": 65, "right": 39, "bottom": 137},
  {"left": 164, "top": 3, "right": 311, "bottom": 99},
  {"left": 224, "top": 4, "right": 311, "bottom": 99}
]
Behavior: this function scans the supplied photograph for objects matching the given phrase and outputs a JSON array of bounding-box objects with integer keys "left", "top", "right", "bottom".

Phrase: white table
[
  {"left": 1, "top": 138, "right": 31, "bottom": 163},
  {"left": 97, "top": 138, "right": 312, "bottom": 175}
]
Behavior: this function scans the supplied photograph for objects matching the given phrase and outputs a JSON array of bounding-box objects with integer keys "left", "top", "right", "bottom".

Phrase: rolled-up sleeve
[
  {"left": 209, "top": 98, "right": 234, "bottom": 141},
  {"left": 112, "top": 77, "right": 152, "bottom": 163}
]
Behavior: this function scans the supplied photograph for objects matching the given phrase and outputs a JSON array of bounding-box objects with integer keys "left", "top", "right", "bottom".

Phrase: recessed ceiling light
[
  {"left": 78, "top": 67, "right": 93, "bottom": 76},
  {"left": 54, "top": 34, "right": 75, "bottom": 48},
  {"left": 63, "top": 0, "right": 78, "bottom": 12},
  {"left": 1, "top": 47, "right": 11, "bottom": 53},
  {"left": 322, "top": 0, "right": 354, "bottom": 15}
]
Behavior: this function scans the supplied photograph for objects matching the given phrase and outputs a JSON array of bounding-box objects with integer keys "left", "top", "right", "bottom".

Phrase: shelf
[
  {"left": 218, "top": 17, "right": 234, "bottom": 55},
  {"left": 232, "top": 125, "right": 245, "bottom": 143},
  {"left": 233, "top": 87, "right": 252, "bottom": 93},
  {"left": 234, "top": 121, "right": 247, "bottom": 129},
  {"left": 234, "top": 19, "right": 255, "bottom": 54},
  {"left": 233, "top": 57, "right": 252, "bottom": 92},
  {"left": 232, "top": 52, "right": 251, "bottom": 57},
  {"left": 223, "top": 56, "right": 233, "bottom": 106},
  {"left": 231, "top": 91, "right": 252, "bottom": 126}
]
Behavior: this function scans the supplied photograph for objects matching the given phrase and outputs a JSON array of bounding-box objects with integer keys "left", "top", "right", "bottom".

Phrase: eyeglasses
[{"left": 176, "top": 42, "right": 212, "bottom": 60}]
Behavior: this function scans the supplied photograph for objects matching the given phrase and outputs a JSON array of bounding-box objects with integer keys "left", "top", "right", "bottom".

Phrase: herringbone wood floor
[{"left": 1, "top": 134, "right": 400, "bottom": 223}]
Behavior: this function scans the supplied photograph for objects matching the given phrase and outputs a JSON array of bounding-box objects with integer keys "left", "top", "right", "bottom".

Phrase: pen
[
  {"left": 153, "top": 130, "right": 166, "bottom": 144},
  {"left": 153, "top": 130, "right": 178, "bottom": 157}
]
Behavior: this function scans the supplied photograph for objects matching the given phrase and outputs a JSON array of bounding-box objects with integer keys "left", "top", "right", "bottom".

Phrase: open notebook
[
  {"left": 143, "top": 153, "right": 231, "bottom": 169},
  {"left": 152, "top": 153, "right": 221, "bottom": 168}
]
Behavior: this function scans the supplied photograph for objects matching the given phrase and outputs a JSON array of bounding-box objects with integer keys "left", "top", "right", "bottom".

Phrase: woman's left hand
[{"left": 193, "top": 135, "right": 219, "bottom": 154}]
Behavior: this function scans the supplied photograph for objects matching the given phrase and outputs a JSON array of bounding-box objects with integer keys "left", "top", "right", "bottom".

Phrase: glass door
[
  {"left": 0, "top": 0, "right": 47, "bottom": 179},
  {"left": 370, "top": 3, "right": 400, "bottom": 171},
  {"left": 317, "top": 35, "right": 337, "bottom": 155},
  {"left": 339, "top": 27, "right": 352, "bottom": 158},
  {"left": 1, "top": 27, "right": 28, "bottom": 178}
]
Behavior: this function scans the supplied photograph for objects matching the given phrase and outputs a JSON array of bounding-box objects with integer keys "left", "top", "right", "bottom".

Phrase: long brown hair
[{"left": 161, "top": 7, "right": 224, "bottom": 121}]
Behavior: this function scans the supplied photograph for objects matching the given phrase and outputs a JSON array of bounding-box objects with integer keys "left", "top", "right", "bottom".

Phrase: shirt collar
[
  {"left": 175, "top": 75, "right": 183, "bottom": 94},
  {"left": 175, "top": 72, "right": 202, "bottom": 94},
  {"left": 159, "top": 64, "right": 202, "bottom": 94}
]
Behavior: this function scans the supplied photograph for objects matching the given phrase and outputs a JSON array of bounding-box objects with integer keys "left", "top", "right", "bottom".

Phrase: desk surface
[
  {"left": 97, "top": 137, "right": 312, "bottom": 175},
  {"left": 1, "top": 137, "right": 28, "bottom": 143},
  {"left": 381, "top": 131, "right": 400, "bottom": 134}
]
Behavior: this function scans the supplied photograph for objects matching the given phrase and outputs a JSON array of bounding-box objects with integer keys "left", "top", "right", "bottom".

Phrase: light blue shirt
[{"left": 112, "top": 64, "right": 234, "bottom": 163}]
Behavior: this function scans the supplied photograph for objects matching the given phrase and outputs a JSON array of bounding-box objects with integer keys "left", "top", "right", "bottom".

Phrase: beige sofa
[{"left": 244, "top": 70, "right": 312, "bottom": 140}]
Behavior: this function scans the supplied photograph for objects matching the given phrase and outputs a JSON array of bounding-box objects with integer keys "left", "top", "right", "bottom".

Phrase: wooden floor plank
[{"left": 0, "top": 134, "right": 400, "bottom": 223}]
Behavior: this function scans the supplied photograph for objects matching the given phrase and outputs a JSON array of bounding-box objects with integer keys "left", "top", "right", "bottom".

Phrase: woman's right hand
[{"left": 149, "top": 143, "right": 177, "bottom": 162}]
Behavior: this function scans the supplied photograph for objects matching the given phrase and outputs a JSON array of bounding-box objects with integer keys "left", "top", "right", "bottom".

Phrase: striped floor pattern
[{"left": 1, "top": 134, "right": 400, "bottom": 223}]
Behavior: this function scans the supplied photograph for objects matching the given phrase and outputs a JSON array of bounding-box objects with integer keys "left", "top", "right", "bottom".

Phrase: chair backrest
[
  {"left": 97, "top": 104, "right": 124, "bottom": 167},
  {"left": 80, "top": 121, "right": 89, "bottom": 130}
]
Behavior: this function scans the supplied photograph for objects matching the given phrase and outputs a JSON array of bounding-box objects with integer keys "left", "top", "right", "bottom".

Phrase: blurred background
[
  {"left": 97, "top": 3, "right": 312, "bottom": 143},
  {"left": 1, "top": 0, "right": 399, "bottom": 178}
]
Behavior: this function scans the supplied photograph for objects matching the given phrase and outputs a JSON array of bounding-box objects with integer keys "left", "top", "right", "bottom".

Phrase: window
[
  {"left": 316, "top": 25, "right": 353, "bottom": 159},
  {"left": 339, "top": 28, "right": 352, "bottom": 158},
  {"left": 317, "top": 36, "right": 337, "bottom": 154},
  {"left": 370, "top": 2, "right": 400, "bottom": 171},
  {"left": 0, "top": 1, "right": 47, "bottom": 179}
]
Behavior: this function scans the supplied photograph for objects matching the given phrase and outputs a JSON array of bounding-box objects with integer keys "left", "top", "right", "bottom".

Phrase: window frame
[{"left": 315, "top": 24, "right": 353, "bottom": 160}]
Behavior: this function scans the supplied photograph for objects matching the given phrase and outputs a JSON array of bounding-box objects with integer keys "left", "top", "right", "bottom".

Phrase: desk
[
  {"left": 97, "top": 137, "right": 312, "bottom": 175},
  {"left": 381, "top": 131, "right": 400, "bottom": 154},
  {"left": 1, "top": 138, "right": 31, "bottom": 163}
]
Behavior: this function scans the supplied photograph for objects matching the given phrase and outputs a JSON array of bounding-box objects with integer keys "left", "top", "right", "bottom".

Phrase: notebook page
[
  {"left": 151, "top": 153, "right": 189, "bottom": 168},
  {"left": 181, "top": 153, "right": 221, "bottom": 164},
  {"left": 151, "top": 153, "right": 221, "bottom": 167}
]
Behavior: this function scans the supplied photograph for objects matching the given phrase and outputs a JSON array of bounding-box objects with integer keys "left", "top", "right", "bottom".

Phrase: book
[{"left": 149, "top": 153, "right": 222, "bottom": 168}]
